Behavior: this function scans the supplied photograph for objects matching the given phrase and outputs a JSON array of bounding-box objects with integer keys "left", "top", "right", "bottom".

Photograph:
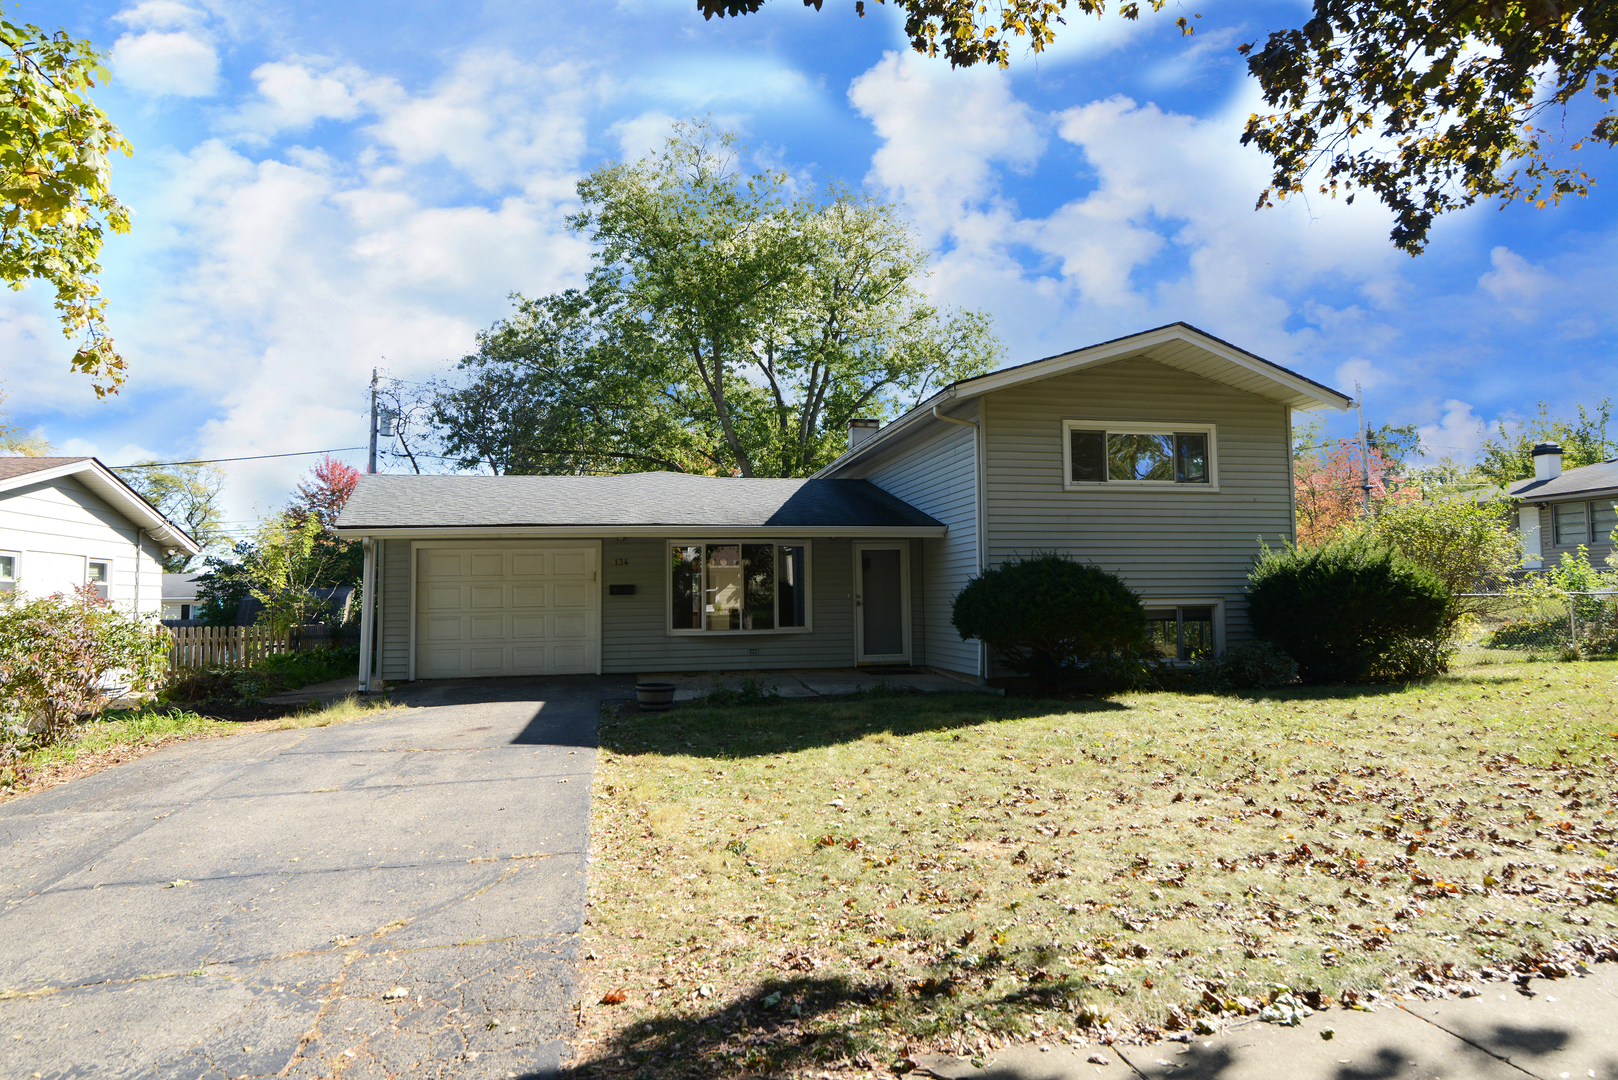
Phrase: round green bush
[
  {"left": 951, "top": 553, "right": 1146, "bottom": 684},
  {"left": 1195, "top": 640, "right": 1299, "bottom": 691},
  {"left": 1245, "top": 537, "right": 1450, "bottom": 684}
]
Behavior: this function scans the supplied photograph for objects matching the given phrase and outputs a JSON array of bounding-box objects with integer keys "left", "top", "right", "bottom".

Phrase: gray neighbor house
[
  {"left": 1511, "top": 445, "right": 1618, "bottom": 570},
  {"left": 333, "top": 323, "right": 1352, "bottom": 687}
]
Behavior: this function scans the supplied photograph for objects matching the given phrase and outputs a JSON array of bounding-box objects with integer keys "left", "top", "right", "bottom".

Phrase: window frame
[
  {"left": 1587, "top": 499, "right": 1617, "bottom": 547},
  {"left": 665, "top": 539, "right": 814, "bottom": 636},
  {"left": 1140, "top": 599, "right": 1224, "bottom": 663},
  {"left": 0, "top": 550, "right": 18, "bottom": 593},
  {"left": 1061, "top": 419, "right": 1220, "bottom": 492},
  {"left": 1553, "top": 502, "right": 1590, "bottom": 547},
  {"left": 86, "top": 557, "right": 113, "bottom": 601}
]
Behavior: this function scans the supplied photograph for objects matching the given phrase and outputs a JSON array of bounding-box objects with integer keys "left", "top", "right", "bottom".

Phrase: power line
[{"left": 112, "top": 447, "right": 367, "bottom": 469}]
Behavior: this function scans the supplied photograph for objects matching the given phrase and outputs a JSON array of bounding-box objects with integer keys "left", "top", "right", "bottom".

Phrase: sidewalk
[
  {"left": 911, "top": 965, "right": 1618, "bottom": 1079},
  {"left": 259, "top": 675, "right": 362, "bottom": 706},
  {"left": 636, "top": 667, "right": 997, "bottom": 701}
]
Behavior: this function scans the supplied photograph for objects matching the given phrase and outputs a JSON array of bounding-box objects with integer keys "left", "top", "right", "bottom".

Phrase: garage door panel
[{"left": 415, "top": 545, "right": 598, "bottom": 678}]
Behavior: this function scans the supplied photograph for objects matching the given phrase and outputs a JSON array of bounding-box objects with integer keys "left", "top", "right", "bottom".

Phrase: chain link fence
[{"left": 1461, "top": 591, "right": 1618, "bottom": 656}]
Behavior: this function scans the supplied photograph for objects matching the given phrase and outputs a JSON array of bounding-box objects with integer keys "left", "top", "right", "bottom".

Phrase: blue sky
[{"left": 6, "top": 0, "right": 1616, "bottom": 535}]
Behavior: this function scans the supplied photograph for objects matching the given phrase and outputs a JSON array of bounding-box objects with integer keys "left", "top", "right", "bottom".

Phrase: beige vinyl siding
[
  {"left": 600, "top": 537, "right": 857, "bottom": 673},
  {"left": 0, "top": 475, "right": 166, "bottom": 614},
  {"left": 841, "top": 401, "right": 981, "bottom": 676},
  {"left": 983, "top": 357, "right": 1294, "bottom": 648},
  {"left": 379, "top": 538, "right": 412, "bottom": 681}
]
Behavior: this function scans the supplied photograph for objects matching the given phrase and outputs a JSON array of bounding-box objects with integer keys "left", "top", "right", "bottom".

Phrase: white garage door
[{"left": 415, "top": 545, "right": 599, "bottom": 678}]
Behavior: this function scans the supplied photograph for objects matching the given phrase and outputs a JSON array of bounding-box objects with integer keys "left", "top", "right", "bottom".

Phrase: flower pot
[{"left": 635, "top": 682, "right": 677, "bottom": 712}]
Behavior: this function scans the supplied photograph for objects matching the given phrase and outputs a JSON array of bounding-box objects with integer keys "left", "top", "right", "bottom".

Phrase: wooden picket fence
[{"left": 165, "top": 624, "right": 337, "bottom": 672}]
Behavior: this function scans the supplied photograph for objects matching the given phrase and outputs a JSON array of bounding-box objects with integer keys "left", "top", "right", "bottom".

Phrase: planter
[{"left": 635, "top": 682, "right": 677, "bottom": 712}]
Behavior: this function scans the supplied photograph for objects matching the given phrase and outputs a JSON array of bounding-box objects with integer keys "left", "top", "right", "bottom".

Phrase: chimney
[
  {"left": 1531, "top": 442, "right": 1563, "bottom": 481},
  {"left": 848, "top": 418, "right": 880, "bottom": 451}
]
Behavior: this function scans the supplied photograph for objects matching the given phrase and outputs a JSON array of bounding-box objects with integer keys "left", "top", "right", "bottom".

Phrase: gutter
[{"left": 931, "top": 403, "right": 988, "bottom": 683}]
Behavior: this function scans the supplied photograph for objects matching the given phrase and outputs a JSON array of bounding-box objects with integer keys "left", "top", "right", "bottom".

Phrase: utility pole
[
  {"left": 365, "top": 367, "right": 376, "bottom": 472},
  {"left": 1359, "top": 380, "right": 1372, "bottom": 514}
]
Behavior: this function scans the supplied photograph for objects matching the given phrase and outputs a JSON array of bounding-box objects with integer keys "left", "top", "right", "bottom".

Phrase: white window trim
[
  {"left": 665, "top": 539, "right": 814, "bottom": 636},
  {"left": 0, "top": 549, "right": 18, "bottom": 592},
  {"left": 86, "top": 556, "right": 114, "bottom": 599},
  {"left": 1061, "top": 419, "right": 1220, "bottom": 492}
]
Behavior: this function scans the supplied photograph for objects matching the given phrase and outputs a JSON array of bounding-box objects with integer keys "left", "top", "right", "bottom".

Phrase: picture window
[
  {"left": 1064, "top": 421, "right": 1215, "bottom": 488},
  {"left": 670, "top": 542, "right": 808, "bottom": 634}
]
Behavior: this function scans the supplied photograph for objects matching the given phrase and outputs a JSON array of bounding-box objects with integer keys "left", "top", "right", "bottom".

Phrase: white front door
[
  {"left": 854, "top": 543, "right": 910, "bottom": 665},
  {"left": 414, "top": 545, "right": 599, "bottom": 678}
]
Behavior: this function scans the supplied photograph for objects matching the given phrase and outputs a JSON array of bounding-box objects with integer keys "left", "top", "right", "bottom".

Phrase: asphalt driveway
[{"left": 0, "top": 675, "right": 633, "bottom": 1080}]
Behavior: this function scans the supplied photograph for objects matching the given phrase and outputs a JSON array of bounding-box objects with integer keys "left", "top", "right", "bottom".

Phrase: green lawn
[{"left": 575, "top": 659, "right": 1618, "bottom": 1078}]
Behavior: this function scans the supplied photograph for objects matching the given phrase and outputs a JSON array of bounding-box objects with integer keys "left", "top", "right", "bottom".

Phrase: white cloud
[
  {"left": 1417, "top": 399, "right": 1487, "bottom": 462},
  {"left": 111, "top": 2, "right": 219, "bottom": 98},
  {"left": 226, "top": 61, "right": 378, "bottom": 140},
  {"left": 1335, "top": 357, "right": 1396, "bottom": 392},
  {"left": 1478, "top": 245, "right": 1550, "bottom": 319},
  {"left": 611, "top": 111, "right": 679, "bottom": 162}
]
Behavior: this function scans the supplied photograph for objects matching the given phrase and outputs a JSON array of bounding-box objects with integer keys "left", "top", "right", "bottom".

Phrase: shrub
[
  {"left": 1196, "top": 640, "right": 1299, "bottom": 691},
  {"left": 1245, "top": 537, "right": 1450, "bottom": 683},
  {"left": 0, "top": 586, "right": 171, "bottom": 749},
  {"left": 952, "top": 553, "right": 1146, "bottom": 685}
]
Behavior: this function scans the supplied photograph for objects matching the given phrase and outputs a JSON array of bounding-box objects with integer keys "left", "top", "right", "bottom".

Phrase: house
[
  {"left": 0, "top": 457, "right": 201, "bottom": 611},
  {"left": 162, "top": 572, "right": 204, "bottom": 621},
  {"left": 1510, "top": 444, "right": 1618, "bottom": 569},
  {"left": 333, "top": 323, "right": 1352, "bottom": 688}
]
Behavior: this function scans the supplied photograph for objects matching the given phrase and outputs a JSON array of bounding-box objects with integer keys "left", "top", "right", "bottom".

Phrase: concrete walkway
[
  {"left": 0, "top": 674, "right": 633, "bottom": 1080},
  {"left": 259, "top": 674, "right": 362, "bottom": 706},
  {"left": 913, "top": 965, "right": 1618, "bottom": 1080},
  {"left": 637, "top": 666, "right": 993, "bottom": 702}
]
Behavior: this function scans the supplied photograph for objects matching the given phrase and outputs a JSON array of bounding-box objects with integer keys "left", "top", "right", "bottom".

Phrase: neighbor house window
[
  {"left": 1145, "top": 606, "right": 1215, "bottom": 661},
  {"left": 0, "top": 553, "right": 16, "bottom": 594},
  {"left": 1553, "top": 503, "right": 1589, "bottom": 547},
  {"left": 1064, "top": 421, "right": 1215, "bottom": 489},
  {"left": 1593, "top": 500, "right": 1618, "bottom": 546},
  {"left": 670, "top": 542, "right": 809, "bottom": 633},
  {"left": 87, "top": 559, "right": 111, "bottom": 600}
]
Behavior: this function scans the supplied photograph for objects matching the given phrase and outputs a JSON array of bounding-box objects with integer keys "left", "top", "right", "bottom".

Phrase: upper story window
[
  {"left": 0, "top": 552, "right": 16, "bottom": 594},
  {"left": 1063, "top": 420, "right": 1216, "bottom": 490},
  {"left": 669, "top": 541, "right": 810, "bottom": 634},
  {"left": 87, "top": 559, "right": 111, "bottom": 600}
]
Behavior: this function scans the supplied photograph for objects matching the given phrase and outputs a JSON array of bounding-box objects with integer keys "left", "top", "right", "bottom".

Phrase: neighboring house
[
  {"left": 162, "top": 572, "right": 204, "bottom": 621},
  {"left": 333, "top": 323, "right": 1351, "bottom": 687},
  {"left": 0, "top": 457, "right": 201, "bottom": 611},
  {"left": 1510, "top": 445, "right": 1618, "bottom": 570}
]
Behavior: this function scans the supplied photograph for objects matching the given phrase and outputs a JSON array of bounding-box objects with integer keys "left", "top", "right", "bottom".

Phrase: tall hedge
[
  {"left": 951, "top": 553, "right": 1146, "bottom": 683},
  {"left": 1246, "top": 537, "right": 1449, "bottom": 683}
]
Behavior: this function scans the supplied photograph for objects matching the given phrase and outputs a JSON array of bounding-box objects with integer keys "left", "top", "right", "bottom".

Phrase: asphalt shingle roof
[
  {"left": 0, "top": 456, "right": 89, "bottom": 481},
  {"left": 1509, "top": 459, "right": 1618, "bottom": 501},
  {"left": 336, "top": 473, "right": 944, "bottom": 531}
]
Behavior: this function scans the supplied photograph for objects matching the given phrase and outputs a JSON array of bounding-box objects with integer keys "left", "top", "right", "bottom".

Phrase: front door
[{"left": 854, "top": 543, "right": 909, "bottom": 664}]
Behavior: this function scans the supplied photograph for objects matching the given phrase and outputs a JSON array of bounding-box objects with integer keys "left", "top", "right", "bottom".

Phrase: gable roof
[
  {"left": 333, "top": 472, "right": 946, "bottom": 537},
  {"left": 1509, "top": 459, "right": 1618, "bottom": 502},
  {"left": 0, "top": 456, "right": 203, "bottom": 554},
  {"left": 815, "top": 322, "right": 1352, "bottom": 478}
]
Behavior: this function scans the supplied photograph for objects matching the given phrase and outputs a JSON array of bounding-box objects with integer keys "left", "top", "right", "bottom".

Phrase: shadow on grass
[
  {"left": 559, "top": 975, "right": 891, "bottom": 1078},
  {"left": 599, "top": 691, "right": 1129, "bottom": 760}
]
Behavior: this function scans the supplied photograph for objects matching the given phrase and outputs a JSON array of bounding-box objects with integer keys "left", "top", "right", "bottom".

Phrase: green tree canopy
[
  {"left": 433, "top": 121, "right": 1001, "bottom": 478},
  {"left": 2, "top": 20, "right": 131, "bottom": 394},
  {"left": 114, "top": 461, "right": 228, "bottom": 571},
  {"left": 703, "top": 1, "right": 1617, "bottom": 254},
  {"left": 1476, "top": 399, "right": 1614, "bottom": 488}
]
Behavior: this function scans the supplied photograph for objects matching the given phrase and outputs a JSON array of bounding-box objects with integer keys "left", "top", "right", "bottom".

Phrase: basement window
[
  {"left": 1145, "top": 606, "right": 1215, "bottom": 662},
  {"left": 669, "top": 542, "right": 810, "bottom": 634}
]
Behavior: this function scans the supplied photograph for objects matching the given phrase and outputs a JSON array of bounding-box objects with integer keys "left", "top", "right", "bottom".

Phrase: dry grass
[
  {"left": 0, "top": 694, "right": 405, "bottom": 804},
  {"left": 575, "top": 658, "right": 1618, "bottom": 1078}
]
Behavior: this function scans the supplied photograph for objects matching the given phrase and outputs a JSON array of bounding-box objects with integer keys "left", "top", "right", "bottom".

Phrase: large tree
[
  {"left": 115, "top": 461, "right": 228, "bottom": 570},
  {"left": 1475, "top": 398, "right": 1614, "bottom": 487},
  {"left": 434, "top": 122, "right": 1000, "bottom": 478},
  {"left": 702, "top": 1, "right": 1617, "bottom": 254},
  {"left": 2, "top": 20, "right": 131, "bottom": 393}
]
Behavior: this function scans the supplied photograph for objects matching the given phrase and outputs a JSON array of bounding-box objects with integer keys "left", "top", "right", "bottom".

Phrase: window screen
[
  {"left": 1591, "top": 500, "right": 1617, "bottom": 547},
  {"left": 1554, "top": 503, "right": 1588, "bottom": 546},
  {"left": 1069, "top": 430, "right": 1105, "bottom": 483}
]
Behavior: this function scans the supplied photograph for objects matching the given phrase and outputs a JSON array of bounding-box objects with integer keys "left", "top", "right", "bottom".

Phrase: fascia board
[
  {"left": 1513, "top": 484, "right": 1618, "bottom": 504},
  {"left": 333, "top": 524, "right": 947, "bottom": 540},
  {"left": 0, "top": 459, "right": 202, "bottom": 554}
]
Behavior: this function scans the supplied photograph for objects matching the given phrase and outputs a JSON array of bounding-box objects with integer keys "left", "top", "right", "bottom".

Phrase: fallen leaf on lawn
[
  {"left": 166, "top": 880, "right": 191, "bottom": 888},
  {"left": 599, "top": 989, "right": 627, "bottom": 1005}
]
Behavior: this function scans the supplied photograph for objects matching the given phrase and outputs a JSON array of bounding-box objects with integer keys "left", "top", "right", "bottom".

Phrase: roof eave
[
  {"left": 0, "top": 458, "right": 203, "bottom": 554},
  {"left": 333, "top": 524, "right": 948, "bottom": 540}
]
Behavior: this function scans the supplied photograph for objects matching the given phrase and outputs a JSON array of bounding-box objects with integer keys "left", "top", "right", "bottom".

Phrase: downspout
[
  {"left": 358, "top": 537, "right": 376, "bottom": 693},
  {"left": 932, "top": 403, "right": 986, "bottom": 681}
]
